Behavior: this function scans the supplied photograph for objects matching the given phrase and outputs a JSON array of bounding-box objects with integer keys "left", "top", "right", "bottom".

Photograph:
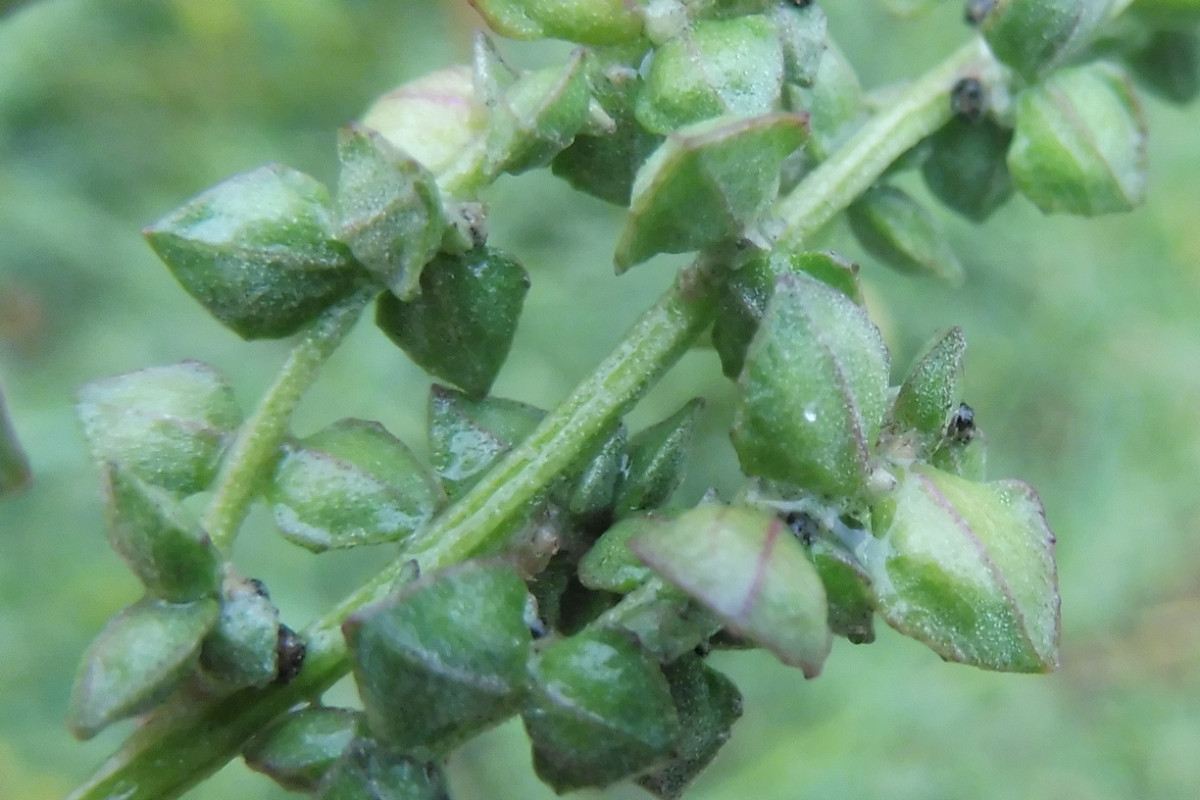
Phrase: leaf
[
  {"left": 199, "top": 577, "right": 280, "bottom": 690},
  {"left": 1008, "top": 61, "right": 1148, "bottom": 216},
  {"left": 615, "top": 113, "right": 808, "bottom": 271},
  {"left": 469, "top": 0, "right": 644, "bottom": 45},
  {"left": 315, "top": 738, "right": 449, "bottom": 800},
  {"left": 578, "top": 512, "right": 671, "bottom": 593},
  {"left": 787, "top": 39, "right": 866, "bottom": 160},
  {"left": 773, "top": 0, "right": 828, "bottom": 88},
  {"left": 343, "top": 561, "right": 532, "bottom": 758},
  {"left": 567, "top": 421, "right": 628, "bottom": 520},
  {"left": 68, "top": 597, "right": 219, "bottom": 739},
  {"left": 102, "top": 465, "right": 221, "bottom": 602},
  {"left": 244, "top": 708, "right": 364, "bottom": 793},
  {"left": 268, "top": 419, "right": 443, "bottom": 552},
  {"left": 630, "top": 504, "right": 832, "bottom": 675},
  {"left": 614, "top": 398, "right": 704, "bottom": 514},
  {"left": 1126, "top": 28, "right": 1200, "bottom": 105},
  {"left": 921, "top": 117, "right": 1015, "bottom": 222},
  {"left": 846, "top": 184, "right": 964, "bottom": 283},
  {"left": 144, "top": 165, "right": 362, "bottom": 339},
  {"left": 892, "top": 326, "right": 967, "bottom": 441},
  {"left": 866, "top": 464, "right": 1061, "bottom": 672},
  {"left": 522, "top": 628, "right": 679, "bottom": 792},
  {"left": 335, "top": 124, "right": 446, "bottom": 301},
  {"left": 375, "top": 246, "right": 529, "bottom": 399},
  {"left": 76, "top": 360, "right": 242, "bottom": 495},
  {"left": 980, "top": 0, "right": 1111, "bottom": 81},
  {"left": 731, "top": 272, "right": 890, "bottom": 496}
]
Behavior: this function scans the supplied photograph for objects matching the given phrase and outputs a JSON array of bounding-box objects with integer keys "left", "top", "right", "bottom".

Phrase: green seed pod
[
  {"left": 681, "top": 0, "right": 778, "bottom": 21},
  {"left": 315, "top": 738, "right": 449, "bottom": 800},
  {"left": 361, "top": 66, "right": 487, "bottom": 175},
  {"left": 616, "top": 113, "right": 808, "bottom": 271},
  {"left": 774, "top": 1, "right": 828, "bottom": 88},
  {"left": 102, "top": 465, "right": 221, "bottom": 603},
  {"left": 484, "top": 49, "right": 595, "bottom": 176},
  {"left": 343, "top": 561, "right": 532, "bottom": 758},
  {"left": 731, "top": 272, "right": 890, "bottom": 497},
  {"left": 712, "top": 248, "right": 862, "bottom": 378},
  {"left": 979, "top": 0, "right": 1111, "bottom": 82},
  {"left": 567, "top": 422, "right": 628, "bottom": 520},
  {"left": 1125, "top": 28, "right": 1200, "bottom": 104},
  {"left": 469, "top": 0, "right": 645, "bottom": 45},
  {"left": 866, "top": 464, "right": 1060, "bottom": 672},
  {"left": 375, "top": 246, "right": 529, "bottom": 399},
  {"left": 523, "top": 627, "right": 679, "bottom": 792},
  {"left": 1008, "top": 62, "right": 1148, "bottom": 216},
  {"left": 631, "top": 504, "right": 832, "bottom": 674},
  {"left": 636, "top": 655, "right": 744, "bottom": 800},
  {"left": 808, "top": 535, "right": 876, "bottom": 644},
  {"left": 244, "top": 707, "right": 364, "bottom": 793},
  {"left": 144, "top": 165, "right": 362, "bottom": 340},
  {"left": 921, "top": 117, "right": 1015, "bottom": 222},
  {"left": 635, "top": 16, "right": 785, "bottom": 135},
  {"left": 847, "top": 184, "right": 964, "bottom": 283},
  {"left": 428, "top": 386, "right": 545, "bottom": 499},
  {"left": 268, "top": 419, "right": 443, "bottom": 553},
  {"left": 336, "top": 124, "right": 446, "bottom": 301},
  {"left": 67, "top": 597, "right": 219, "bottom": 739},
  {"left": 199, "top": 576, "right": 280, "bottom": 690},
  {"left": 0, "top": 385, "right": 30, "bottom": 497},
  {"left": 892, "top": 327, "right": 967, "bottom": 442},
  {"left": 614, "top": 398, "right": 704, "bottom": 514},
  {"left": 578, "top": 512, "right": 674, "bottom": 593},
  {"left": 787, "top": 39, "right": 867, "bottom": 160},
  {"left": 77, "top": 361, "right": 242, "bottom": 496}
]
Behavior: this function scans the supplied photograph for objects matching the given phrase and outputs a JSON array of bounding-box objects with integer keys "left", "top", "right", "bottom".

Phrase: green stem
[
  {"left": 66, "top": 38, "right": 1000, "bottom": 800},
  {"left": 203, "top": 287, "right": 375, "bottom": 553}
]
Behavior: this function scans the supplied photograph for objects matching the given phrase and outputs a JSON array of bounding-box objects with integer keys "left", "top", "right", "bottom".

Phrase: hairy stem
[
  {"left": 67, "top": 38, "right": 996, "bottom": 800},
  {"left": 202, "top": 287, "right": 375, "bottom": 553}
]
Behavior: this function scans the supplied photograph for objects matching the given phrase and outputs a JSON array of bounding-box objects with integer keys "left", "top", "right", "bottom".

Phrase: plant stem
[
  {"left": 202, "top": 287, "right": 375, "bottom": 553},
  {"left": 66, "top": 38, "right": 997, "bottom": 800}
]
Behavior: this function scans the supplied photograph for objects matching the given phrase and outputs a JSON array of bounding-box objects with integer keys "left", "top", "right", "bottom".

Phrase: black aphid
[
  {"left": 951, "top": 78, "right": 987, "bottom": 122},
  {"left": 274, "top": 624, "right": 307, "bottom": 685},
  {"left": 783, "top": 510, "right": 820, "bottom": 547},
  {"left": 948, "top": 402, "right": 976, "bottom": 442},
  {"left": 965, "top": 0, "right": 995, "bottom": 25}
]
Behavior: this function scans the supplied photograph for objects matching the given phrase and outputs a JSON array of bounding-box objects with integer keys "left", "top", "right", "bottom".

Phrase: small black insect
[
  {"left": 787, "top": 0, "right": 814, "bottom": 7},
  {"left": 783, "top": 510, "right": 820, "bottom": 547},
  {"left": 274, "top": 624, "right": 307, "bottom": 685},
  {"left": 950, "top": 78, "right": 987, "bottom": 122},
  {"left": 965, "top": 0, "right": 995, "bottom": 25},
  {"left": 528, "top": 615, "right": 548, "bottom": 639},
  {"left": 247, "top": 577, "right": 270, "bottom": 599},
  {"left": 947, "top": 402, "right": 976, "bottom": 442}
]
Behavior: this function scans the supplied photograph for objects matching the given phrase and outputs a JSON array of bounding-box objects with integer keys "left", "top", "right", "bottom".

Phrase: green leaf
[
  {"left": 787, "top": 39, "right": 866, "bottom": 160},
  {"left": 930, "top": 423, "right": 988, "bottom": 481},
  {"left": 980, "top": 0, "right": 1111, "bottom": 81},
  {"left": 1126, "top": 28, "right": 1200, "bottom": 104},
  {"left": 866, "top": 464, "right": 1061, "bottom": 672},
  {"left": 892, "top": 327, "right": 967, "bottom": 441},
  {"left": 375, "top": 246, "right": 529, "bottom": 399},
  {"left": 614, "top": 398, "right": 703, "bottom": 514},
  {"left": 343, "top": 561, "right": 532, "bottom": 758},
  {"left": 523, "top": 628, "right": 679, "bottom": 792},
  {"left": 635, "top": 16, "right": 785, "bottom": 134},
  {"left": 469, "top": 0, "right": 644, "bottom": 45},
  {"left": 68, "top": 597, "right": 219, "bottom": 739},
  {"left": 773, "top": 1, "right": 828, "bottom": 88},
  {"left": 77, "top": 361, "right": 242, "bottom": 496},
  {"left": 144, "top": 165, "right": 362, "bottom": 340},
  {"left": 578, "top": 512, "right": 670, "bottom": 593},
  {"left": 199, "top": 577, "right": 280, "bottom": 690},
  {"left": 567, "top": 422, "right": 627, "bottom": 520},
  {"left": 731, "top": 272, "right": 890, "bottom": 496},
  {"left": 268, "top": 419, "right": 443, "bottom": 552},
  {"left": 636, "top": 656, "right": 744, "bottom": 800},
  {"left": 244, "top": 708, "right": 363, "bottom": 793},
  {"left": 1008, "top": 61, "right": 1148, "bottom": 215},
  {"left": 616, "top": 113, "right": 808, "bottom": 270},
  {"left": 630, "top": 504, "right": 832, "bottom": 675},
  {"left": 335, "top": 124, "right": 446, "bottom": 301},
  {"left": 427, "top": 386, "right": 545, "bottom": 499},
  {"left": 808, "top": 535, "right": 876, "bottom": 644},
  {"left": 0, "top": 385, "right": 30, "bottom": 497},
  {"left": 712, "top": 248, "right": 862, "bottom": 378},
  {"left": 921, "top": 117, "right": 1015, "bottom": 222},
  {"left": 315, "top": 738, "right": 449, "bottom": 800},
  {"left": 846, "top": 184, "right": 964, "bottom": 283},
  {"left": 102, "top": 465, "right": 221, "bottom": 603}
]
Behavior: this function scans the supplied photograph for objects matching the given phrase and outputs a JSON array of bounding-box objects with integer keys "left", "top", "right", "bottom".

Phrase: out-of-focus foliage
[{"left": 2, "top": 2, "right": 1200, "bottom": 799}]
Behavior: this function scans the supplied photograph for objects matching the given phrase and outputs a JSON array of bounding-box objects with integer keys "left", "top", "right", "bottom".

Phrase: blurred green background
[{"left": 2, "top": 1, "right": 1199, "bottom": 798}]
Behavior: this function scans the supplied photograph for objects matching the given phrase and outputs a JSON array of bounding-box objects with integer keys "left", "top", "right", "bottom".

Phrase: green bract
[
  {"left": 866, "top": 464, "right": 1061, "bottom": 672},
  {"left": 470, "top": 0, "right": 644, "bottom": 45},
  {"left": 336, "top": 124, "right": 446, "bottom": 301},
  {"left": 616, "top": 113, "right": 808, "bottom": 270},
  {"left": 199, "top": 578, "right": 280, "bottom": 690},
  {"left": 614, "top": 398, "right": 703, "bottom": 514},
  {"left": 68, "top": 597, "right": 219, "bottom": 739},
  {"left": 788, "top": 40, "right": 866, "bottom": 160},
  {"left": 567, "top": 422, "right": 628, "bottom": 519},
  {"left": 1125, "top": 28, "right": 1200, "bottom": 104},
  {"left": 268, "top": 419, "right": 443, "bottom": 552},
  {"left": 144, "top": 165, "right": 362, "bottom": 340},
  {"left": 921, "top": 117, "right": 1015, "bottom": 222},
  {"left": 732, "top": 272, "right": 890, "bottom": 496},
  {"left": 774, "top": 1, "right": 828, "bottom": 88},
  {"left": 102, "top": 465, "right": 221, "bottom": 603},
  {"left": 77, "top": 361, "right": 242, "bottom": 496},
  {"left": 523, "top": 627, "right": 679, "bottom": 792},
  {"left": 1009, "top": 61, "right": 1148, "bottom": 215},
  {"left": 847, "top": 184, "right": 964, "bottom": 283},
  {"left": 343, "top": 561, "right": 532, "bottom": 757},
  {"left": 315, "top": 739, "right": 448, "bottom": 800},
  {"left": 980, "top": 0, "right": 1111, "bottom": 81},
  {"left": 375, "top": 246, "right": 529, "bottom": 398},
  {"left": 244, "top": 707, "right": 363, "bottom": 792},
  {"left": 578, "top": 513, "right": 667, "bottom": 593},
  {"left": 631, "top": 504, "right": 832, "bottom": 675},
  {"left": 636, "top": 16, "right": 785, "bottom": 134},
  {"left": 931, "top": 428, "right": 989, "bottom": 481},
  {"left": 809, "top": 538, "right": 876, "bottom": 644},
  {"left": 892, "top": 326, "right": 967, "bottom": 442}
]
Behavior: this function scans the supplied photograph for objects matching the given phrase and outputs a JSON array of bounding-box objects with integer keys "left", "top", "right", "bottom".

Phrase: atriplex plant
[{"left": 59, "top": 0, "right": 1199, "bottom": 798}]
